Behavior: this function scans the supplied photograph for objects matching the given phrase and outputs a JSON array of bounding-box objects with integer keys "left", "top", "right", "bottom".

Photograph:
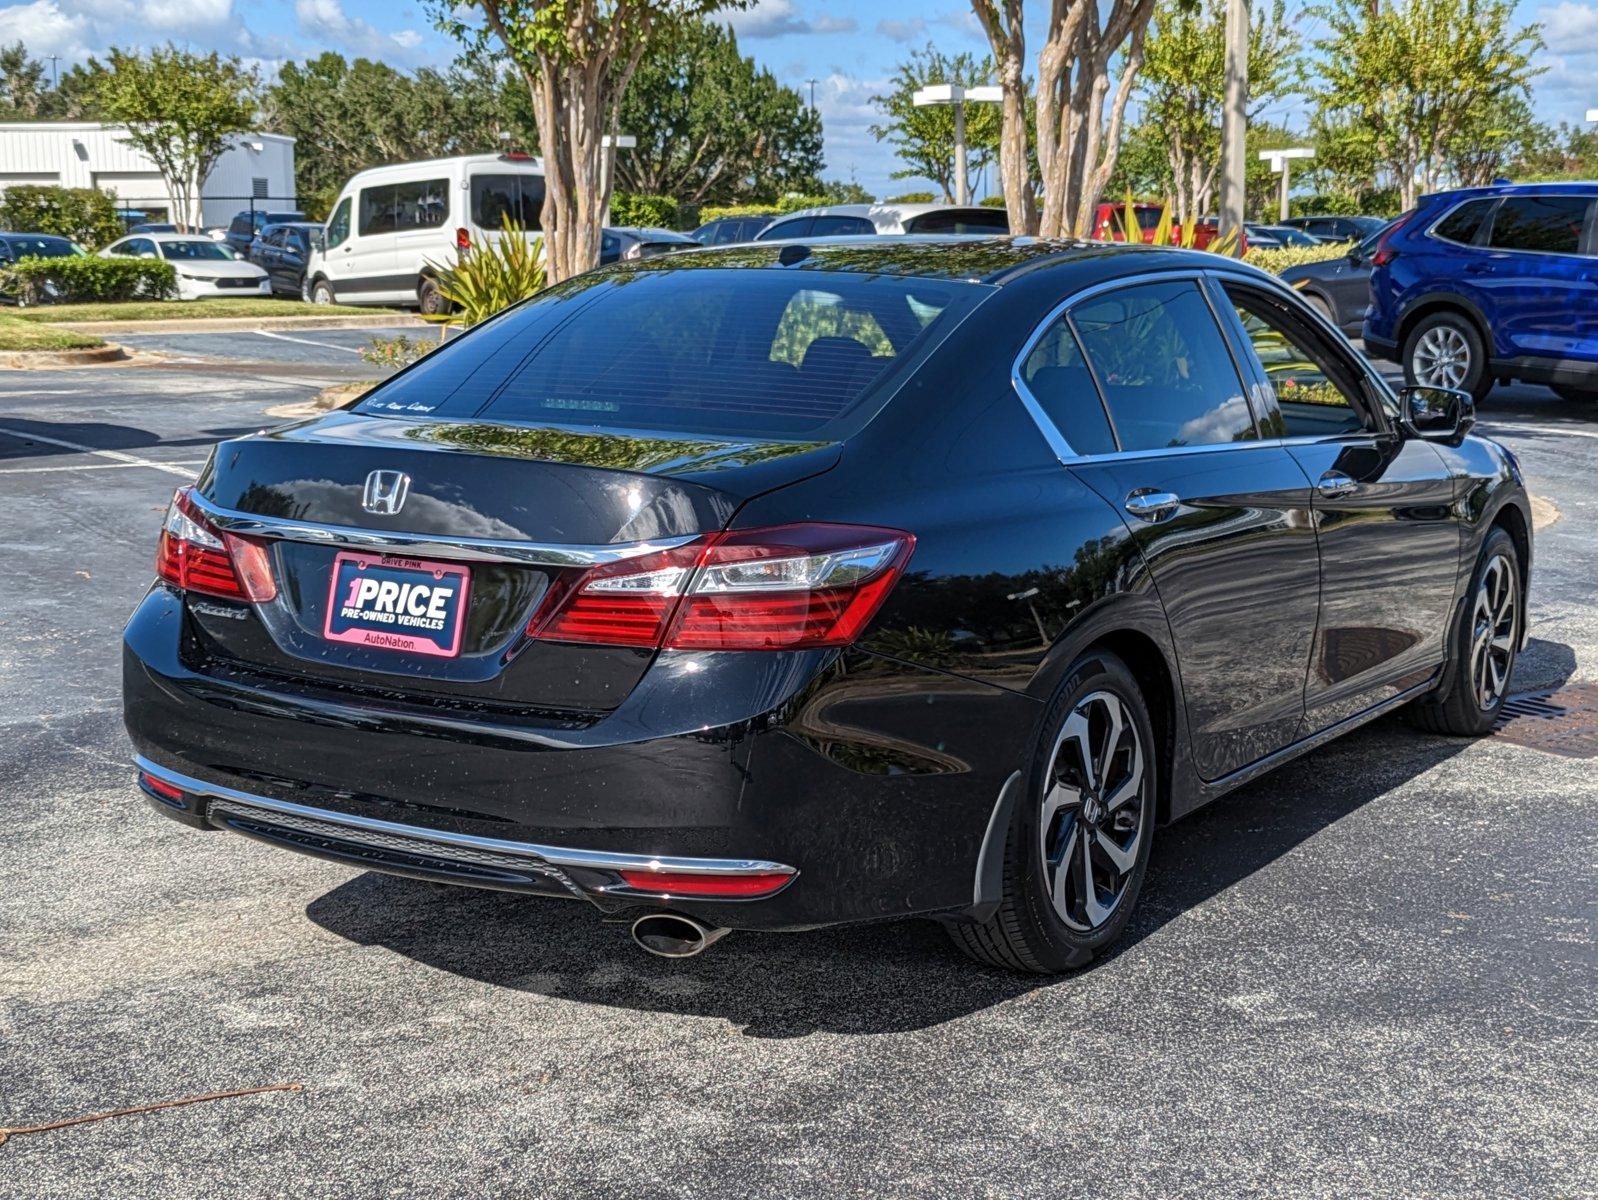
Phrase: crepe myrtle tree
[
  {"left": 971, "top": 0, "right": 1162, "bottom": 238},
  {"left": 430, "top": 0, "right": 750, "bottom": 283},
  {"left": 94, "top": 47, "right": 257, "bottom": 232}
]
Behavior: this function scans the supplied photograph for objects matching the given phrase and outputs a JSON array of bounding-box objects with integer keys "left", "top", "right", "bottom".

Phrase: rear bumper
[{"left": 124, "top": 587, "right": 1040, "bottom": 931}]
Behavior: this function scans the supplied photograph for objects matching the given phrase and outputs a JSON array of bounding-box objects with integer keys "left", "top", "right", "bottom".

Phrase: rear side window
[
  {"left": 907, "top": 209, "right": 1010, "bottom": 235},
  {"left": 359, "top": 179, "right": 450, "bottom": 236},
  {"left": 756, "top": 217, "right": 813, "bottom": 241},
  {"left": 1432, "top": 199, "right": 1493, "bottom": 246},
  {"left": 1070, "top": 280, "right": 1256, "bottom": 451},
  {"left": 1488, "top": 196, "right": 1591, "bottom": 255},
  {"left": 1018, "top": 316, "right": 1117, "bottom": 455},
  {"left": 471, "top": 173, "right": 544, "bottom": 231},
  {"left": 358, "top": 268, "right": 986, "bottom": 437},
  {"left": 808, "top": 215, "right": 875, "bottom": 236}
]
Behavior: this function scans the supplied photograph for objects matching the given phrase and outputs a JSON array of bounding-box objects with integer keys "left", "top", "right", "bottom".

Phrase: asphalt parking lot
[{"left": 2, "top": 327, "right": 1594, "bottom": 1197}]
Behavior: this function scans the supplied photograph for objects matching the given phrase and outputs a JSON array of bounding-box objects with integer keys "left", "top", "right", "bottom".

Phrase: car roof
[
  {"left": 1419, "top": 180, "right": 1598, "bottom": 203},
  {"left": 0, "top": 231, "right": 71, "bottom": 239},
  {"left": 608, "top": 226, "right": 696, "bottom": 240},
  {"left": 260, "top": 221, "right": 321, "bottom": 231},
  {"left": 766, "top": 202, "right": 1004, "bottom": 231},
  {"left": 618, "top": 235, "right": 1248, "bottom": 288},
  {"left": 115, "top": 232, "right": 224, "bottom": 242}
]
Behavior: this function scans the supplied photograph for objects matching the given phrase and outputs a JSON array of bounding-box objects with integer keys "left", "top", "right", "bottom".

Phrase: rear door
[
  {"left": 1213, "top": 275, "right": 1460, "bottom": 729},
  {"left": 1476, "top": 193, "right": 1596, "bottom": 366},
  {"left": 1058, "top": 275, "right": 1321, "bottom": 781}
]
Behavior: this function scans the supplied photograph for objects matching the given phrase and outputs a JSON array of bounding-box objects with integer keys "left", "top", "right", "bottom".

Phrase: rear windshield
[
  {"left": 4, "top": 236, "right": 78, "bottom": 259},
  {"left": 356, "top": 267, "right": 987, "bottom": 437},
  {"left": 471, "top": 173, "right": 545, "bottom": 231}
]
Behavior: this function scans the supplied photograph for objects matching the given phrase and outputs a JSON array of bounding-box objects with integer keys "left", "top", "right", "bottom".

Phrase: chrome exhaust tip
[{"left": 630, "top": 912, "right": 729, "bottom": 959}]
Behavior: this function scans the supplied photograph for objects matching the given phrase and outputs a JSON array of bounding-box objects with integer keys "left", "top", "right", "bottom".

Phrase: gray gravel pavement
[{"left": 1, "top": 334, "right": 1594, "bottom": 1198}]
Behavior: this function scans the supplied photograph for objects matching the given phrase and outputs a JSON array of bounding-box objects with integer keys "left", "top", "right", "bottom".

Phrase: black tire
[
  {"left": 418, "top": 276, "right": 449, "bottom": 316},
  {"left": 1304, "top": 292, "right": 1336, "bottom": 326},
  {"left": 1406, "top": 527, "right": 1521, "bottom": 736},
  {"left": 1403, "top": 310, "right": 1492, "bottom": 402},
  {"left": 948, "top": 651, "right": 1157, "bottom": 973},
  {"left": 310, "top": 278, "right": 336, "bottom": 306}
]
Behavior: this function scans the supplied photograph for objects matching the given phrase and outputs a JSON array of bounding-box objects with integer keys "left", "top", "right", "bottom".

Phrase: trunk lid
[{"left": 186, "top": 411, "right": 839, "bottom": 712}]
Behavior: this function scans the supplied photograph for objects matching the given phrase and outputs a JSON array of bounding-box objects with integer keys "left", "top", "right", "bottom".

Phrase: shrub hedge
[
  {"left": 610, "top": 192, "right": 681, "bottom": 230},
  {"left": 0, "top": 185, "right": 125, "bottom": 250},
  {"left": 1241, "top": 241, "right": 1351, "bottom": 275},
  {"left": 697, "top": 203, "right": 781, "bottom": 225},
  {"left": 0, "top": 256, "right": 178, "bottom": 305}
]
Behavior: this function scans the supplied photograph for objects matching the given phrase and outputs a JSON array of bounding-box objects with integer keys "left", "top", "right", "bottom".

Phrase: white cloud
[
  {"left": 728, "top": 0, "right": 857, "bottom": 39},
  {"left": 876, "top": 17, "right": 928, "bottom": 43},
  {"left": 1538, "top": 1, "right": 1598, "bottom": 51},
  {"left": 141, "top": 0, "right": 233, "bottom": 29},
  {"left": 293, "top": 0, "right": 425, "bottom": 57},
  {"left": 0, "top": 0, "right": 91, "bottom": 57}
]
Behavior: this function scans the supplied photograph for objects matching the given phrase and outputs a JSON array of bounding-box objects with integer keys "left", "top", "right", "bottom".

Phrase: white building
[{"left": 0, "top": 122, "right": 296, "bottom": 228}]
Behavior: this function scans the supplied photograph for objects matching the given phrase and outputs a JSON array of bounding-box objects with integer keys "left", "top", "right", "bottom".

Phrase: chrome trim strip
[
  {"left": 186, "top": 490, "right": 699, "bottom": 567},
  {"left": 1425, "top": 193, "right": 1597, "bottom": 260},
  {"left": 135, "top": 756, "right": 798, "bottom": 878}
]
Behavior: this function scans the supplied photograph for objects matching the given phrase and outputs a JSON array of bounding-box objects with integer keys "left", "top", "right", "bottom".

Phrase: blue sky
[{"left": 1, "top": 0, "right": 1594, "bottom": 199}]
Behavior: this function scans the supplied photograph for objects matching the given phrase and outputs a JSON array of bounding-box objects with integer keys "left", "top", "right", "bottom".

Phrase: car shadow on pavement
[
  {"left": 305, "top": 638, "right": 1575, "bottom": 1038},
  {"left": 0, "top": 417, "right": 257, "bottom": 458}
]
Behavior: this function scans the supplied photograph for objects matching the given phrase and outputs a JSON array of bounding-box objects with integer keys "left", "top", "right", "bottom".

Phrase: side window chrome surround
[{"left": 1010, "top": 266, "right": 1398, "bottom": 465}]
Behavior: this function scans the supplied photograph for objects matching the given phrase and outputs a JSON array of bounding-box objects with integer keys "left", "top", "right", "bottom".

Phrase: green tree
[
  {"left": 0, "top": 43, "right": 48, "bottom": 117},
  {"left": 1135, "top": 0, "right": 1297, "bottom": 227},
  {"left": 0, "top": 184, "right": 123, "bottom": 247},
  {"left": 428, "top": 0, "right": 750, "bottom": 283},
  {"left": 614, "top": 19, "right": 822, "bottom": 206},
  {"left": 94, "top": 47, "right": 257, "bottom": 231},
  {"left": 821, "top": 179, "right": 876, "bottom": 204},
  {"left": 869, "top": 44, "right": 1002, "bottom": 202},
  {"left": 1310, "top": 0, "right": 1543, "bottom": 209},
  {"left": 263, "top": 54, "right": 517, "bottom": 218},
  {"left": 1444, "top": 92, "right": 1556, "bottom": 187}
]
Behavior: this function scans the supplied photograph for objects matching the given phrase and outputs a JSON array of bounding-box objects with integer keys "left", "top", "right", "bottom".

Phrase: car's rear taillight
[
  {"left": 527, "top": 523, "right": 914, "bottom": 651},
  {"left": 155, "top": 487, "right": 276, "bottom": 603},
  {"left": 616, "top": 869, "right": 794, "bottom": 898},
  {"left": 1370, "top": 212, "right": 1415, "bottom": 266},
  {"left": 455, "top": 226, "right": 471, "bottom": 252}
]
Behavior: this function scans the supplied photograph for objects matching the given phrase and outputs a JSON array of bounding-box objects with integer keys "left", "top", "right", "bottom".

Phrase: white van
[{"left": 303, "top": 153, "right": 545, "bottom": 313}]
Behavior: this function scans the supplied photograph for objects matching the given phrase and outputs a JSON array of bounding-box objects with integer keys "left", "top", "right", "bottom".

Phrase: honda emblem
[{"left": 362, "top": 469, "right": 411, "bottom": 516}]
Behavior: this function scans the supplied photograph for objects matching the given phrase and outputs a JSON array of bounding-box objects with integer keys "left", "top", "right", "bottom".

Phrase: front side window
[
  {"left": 1018, "top": 316, "right": 1117, "bottom": 455},
  {"left": 1223, "top": 283, "right": 1370, "bottom": 438},
  {"left": 470, "top": 173, "right": 544, "bottom": 231},
  {"left": 1432, "top": 199, "right": 1494, "bottom": 246},
  {"left": 756, "top": 217, "right": 813, "bottom": 241},
  {"left": 357, "top": 268, "right": 986, "bottom": 438},
  {"left": 1488, "top": 196, "right": 1591, "bottom": 255},
  {"left": 906, "top": 209, "right": 1011, "bottom": 235},
  {"left": 120, "top": 238, "right": 156, "bottom": 258},
  {"left": 325, "top": 199, "right": 351, "bottom": 248},
  {"left": 1070, "top": 280, "right": 1256, "bottom": 451},
  {"left": 808, "top": 215, "right": 875, "bottom": 236}
]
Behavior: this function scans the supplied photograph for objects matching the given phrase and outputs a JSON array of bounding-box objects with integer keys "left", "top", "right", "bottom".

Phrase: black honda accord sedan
[{"left": 124, "top": 238, "right": 1531, "bottom": 971}]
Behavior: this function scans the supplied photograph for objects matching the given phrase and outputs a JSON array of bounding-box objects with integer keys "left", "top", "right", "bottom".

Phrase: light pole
[
  {"left": 1258, "top": 147, "right": 1315, "bottom": 222},
  {"left": 912, "top": 83, "right": 1002, "bottom": 206},
  {"left": 1218, "top": 0, "right": 1250, "bottom": 246},
  {"left": 601, "top": 134, "right": 636, "bottom": 223}
]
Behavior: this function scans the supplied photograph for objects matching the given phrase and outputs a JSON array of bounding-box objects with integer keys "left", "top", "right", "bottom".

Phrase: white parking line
[
  {"left": 0, "top": 426, "right": 198, "bottom": 478},
  {"left": 251, "top": 329, "right": 363, "bottom": 354},
  {"left": 1483, "top": 422, "right": 1598, "bottom": 442},
  {"left": 0, "top": 459, "right": 206, "bottom": 475}
]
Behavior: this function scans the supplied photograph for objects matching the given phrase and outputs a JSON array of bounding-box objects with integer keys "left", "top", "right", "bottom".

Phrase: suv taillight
[
  {"left": 156, "top": 487, "right": 276, "bottom": 603},
  {"left": 1370, "top": 212, "right": 1415, "bottom": 266},
  {"left": 527, "top": 523, "right": 914, "bottom": 651}
]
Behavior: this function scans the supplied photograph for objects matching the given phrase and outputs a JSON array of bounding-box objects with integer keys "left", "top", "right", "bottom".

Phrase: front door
[
  {"left": 1061, "top": 276, "right": 1321, "bottom": 781},
  {"left": 1476, "top": 193, "right": 1596, "bottom": 365},
  {"left": 1213, "top": 275, "right": 1461, "bottom": 730}
]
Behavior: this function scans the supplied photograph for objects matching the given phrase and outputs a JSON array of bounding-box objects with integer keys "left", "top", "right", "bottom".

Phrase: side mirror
[
  {"left": 1399, "top": 384, "right": 1474, "bottom": 443},
  {"left": 1346, "top": 248, "right": 1364, "bottom": 266}
]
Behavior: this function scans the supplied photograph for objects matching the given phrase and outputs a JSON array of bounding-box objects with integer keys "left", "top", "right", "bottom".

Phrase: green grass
[
  {"left": 10, "top": 298, "right": 401, "bottom": 322},
  {"left": 0, "top": 314, "right": 104, "bottom": 351}
]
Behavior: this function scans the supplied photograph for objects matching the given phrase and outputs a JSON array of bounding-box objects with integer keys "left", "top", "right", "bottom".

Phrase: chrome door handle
[
  {"left": 1124, "top": 490, "right": 1181, "bottom": 521},
  {"left": 1316, "top": 471, "right": 1358, "bottom": 499}
]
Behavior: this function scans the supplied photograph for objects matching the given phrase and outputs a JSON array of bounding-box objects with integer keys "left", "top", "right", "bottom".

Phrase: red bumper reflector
[
  {"left": 140, "top": 772, "right": 185, "bottom": 802},
  {"left": 617, "top": 869, "right": 793, "bottom": 898}
]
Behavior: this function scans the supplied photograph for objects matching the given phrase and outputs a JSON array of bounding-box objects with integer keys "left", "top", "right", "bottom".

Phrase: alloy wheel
[
  {"left": 1412, "top": 325, "right": 1472, "bottom": 390},
  {"left": 1471, "top": 556, "right": 1517, "bottom": 710},
  {"left": 1039, "top": 690, "right": 1146, "bottom": 932}
]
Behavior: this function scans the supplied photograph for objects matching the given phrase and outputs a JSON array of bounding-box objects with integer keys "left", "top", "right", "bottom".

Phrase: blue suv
[{"left": 1364, "top": 182, "right": 1598, "bottom": 402}]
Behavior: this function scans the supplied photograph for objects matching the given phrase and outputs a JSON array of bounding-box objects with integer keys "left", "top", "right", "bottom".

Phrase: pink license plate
[{"left": 322, "top": 550, "right": 471, "bottom": 658}]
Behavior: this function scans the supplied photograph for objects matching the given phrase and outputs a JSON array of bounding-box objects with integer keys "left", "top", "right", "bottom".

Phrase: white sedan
[{"left": 100, "top": 233, "right": 271, "bottom": 301}]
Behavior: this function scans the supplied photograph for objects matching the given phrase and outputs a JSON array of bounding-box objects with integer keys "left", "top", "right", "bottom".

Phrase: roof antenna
[{"left": 778, "top": 243, "right": 811, "bottom": 266}]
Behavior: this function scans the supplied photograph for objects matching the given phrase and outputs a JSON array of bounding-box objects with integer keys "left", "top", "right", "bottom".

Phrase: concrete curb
[
  {"left": 0, "top": 344, "right": 126, "bottom": 369},
  {"left": 264, "top": 381, "right": 375, "bottom": 419},
  {"left": 50, "top": 313, "right": 427, "bottom": 335}
]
